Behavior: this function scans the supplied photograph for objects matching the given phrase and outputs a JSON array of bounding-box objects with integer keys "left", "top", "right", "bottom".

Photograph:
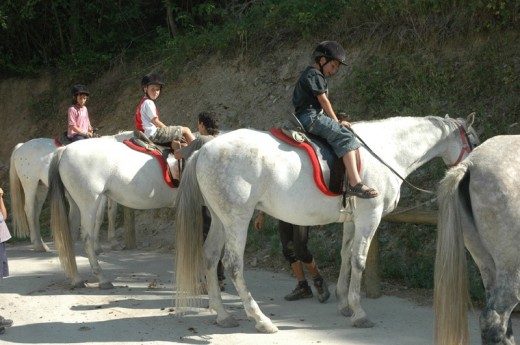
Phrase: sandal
[{"left": 347, "top": 183, "right": 378, "bottom": 199}]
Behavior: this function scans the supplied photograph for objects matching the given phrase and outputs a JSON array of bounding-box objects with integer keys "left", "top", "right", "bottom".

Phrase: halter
[{"left": 446, "top": 120, "right": 479, "bottom": 168}]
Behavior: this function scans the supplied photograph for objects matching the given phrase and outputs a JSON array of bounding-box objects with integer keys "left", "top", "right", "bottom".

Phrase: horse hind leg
[
  {"left": 480, "top": 275, "right": 518, "bottom": 345},
  {"left": 106, "top": 199, "right": 122, "bottom": 251},
  {"left": 81, "top": 211, "right": 113, "bottom": 289},
  {"left": 223, "top": 222, "right": 278, "bottom": 334},
  {"left": 480, "top": 307, "right": 515, "bottom": 345},
  {"left": 26, "top": 184, "right": 50, "bottom": 252},
  {"left": 203, "top": 216, "right": 238, "bottom": 328},
  {"left": 93, "top": 195, "right": 108, "bottom": 254}
]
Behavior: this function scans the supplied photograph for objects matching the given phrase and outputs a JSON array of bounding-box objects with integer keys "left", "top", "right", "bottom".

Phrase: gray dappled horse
[
  {"left": 175, "top": 114, "right": 480, "bottom": 333},
  {"left": 435, "top": 135, "right": 520, "bottom": 345}
]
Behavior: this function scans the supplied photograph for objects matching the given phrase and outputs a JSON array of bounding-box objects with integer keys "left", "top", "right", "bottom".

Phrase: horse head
[{"left": 443, "top": 113, "right": 481, "bottom": 168}]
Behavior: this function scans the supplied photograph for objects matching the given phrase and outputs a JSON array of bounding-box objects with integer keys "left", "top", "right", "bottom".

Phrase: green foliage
[
  {"left": 340, "top": 32, "right": 520, "bottom": 141},
  {"left": 248, "top": 0, "right": 348, "bottom": 37},
  {"left": 379, "top": 223, "right": 436, "bottom": 289},
  {"left": 3, "top": 0, "right": 518, "bottom": 79}
]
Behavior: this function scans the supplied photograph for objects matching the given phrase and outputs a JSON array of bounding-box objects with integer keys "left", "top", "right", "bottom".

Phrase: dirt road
[{"left": 0, "top": 243, "right": 506, "bottom": 345}]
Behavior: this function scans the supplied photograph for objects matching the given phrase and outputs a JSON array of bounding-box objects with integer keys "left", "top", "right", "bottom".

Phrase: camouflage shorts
[{"left": 150, "top": 126, "right": 183, "bottom": 144}]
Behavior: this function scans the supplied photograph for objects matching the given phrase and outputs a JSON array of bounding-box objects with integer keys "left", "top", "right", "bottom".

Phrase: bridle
[{"left": 446, "top": 119, "right": 479, "bottom": 168}]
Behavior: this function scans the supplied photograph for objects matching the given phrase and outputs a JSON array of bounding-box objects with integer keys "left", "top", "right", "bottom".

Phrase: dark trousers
[{"left": 278, "top": 220, "right": 313, "bottom": 264}]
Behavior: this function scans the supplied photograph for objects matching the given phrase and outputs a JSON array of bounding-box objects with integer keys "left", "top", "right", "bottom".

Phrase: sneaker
[
  {"left": 313, "top": 276, "right": 330, "bottom": 303},
  {"left": 284, "top": 284, "right": 313, "bottom": 301},
  {"left": 0, "top": 317, "right": 12, "bottom": 328},
  {"left": 218, "top": 280, "right": 225, "bottom": 292}
]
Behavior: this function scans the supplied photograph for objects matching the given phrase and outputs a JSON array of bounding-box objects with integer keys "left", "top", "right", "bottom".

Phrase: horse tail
[
  {"left": 48, "top": 147, "right": 78, "bottom": 278},
  {"left": 9, "top": 143, "right": 30, "bottom": 238},
  {"left": 434, "top": 161, "right": 472, "bottom": 345},
  {"left": 175, "top": 150, "right": 204, "bottom": 312}
]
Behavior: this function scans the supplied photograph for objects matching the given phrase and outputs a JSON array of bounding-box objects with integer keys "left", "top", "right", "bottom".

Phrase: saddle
[
  {"left": 55, "top": 129, "right": 101, "bottom": 147},
  {"left": 54, "top": 131, "right": 72, "bottom": 147},
  {"left": 124, "top": 131, "right": 179, "bottom": 188},
  {"left": 277, "top": 114, "right": 359, "bottom": 195}
]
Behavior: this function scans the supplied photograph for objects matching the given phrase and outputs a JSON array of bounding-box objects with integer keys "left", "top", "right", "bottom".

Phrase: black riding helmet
[
  {"left": 72, "top": 84, "right": 90, "bottom": 96},
  {"left": 313, "top": 41, "right": 347, "bottom": 74},
  {"left": 141, "top": 73, "right": 165, "bottom": 88}
]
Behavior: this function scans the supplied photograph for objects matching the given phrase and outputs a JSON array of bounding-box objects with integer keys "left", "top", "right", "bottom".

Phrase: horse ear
[{"left": 466, "top": 112, "right": 476, "bottom": 127}]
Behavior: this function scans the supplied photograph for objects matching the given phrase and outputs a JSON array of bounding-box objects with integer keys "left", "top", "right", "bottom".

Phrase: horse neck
[{"left": 359, "top": 117, "right": 451, "bottom": 177}]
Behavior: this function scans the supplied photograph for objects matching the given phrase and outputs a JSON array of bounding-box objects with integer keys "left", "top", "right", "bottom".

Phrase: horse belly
[{"left": 197, "top": 134, "right": 344, "bottom": 226}]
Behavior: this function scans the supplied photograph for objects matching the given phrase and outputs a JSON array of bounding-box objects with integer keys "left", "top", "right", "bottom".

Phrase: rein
[
  {"left": 349, "top": 127, "right": 435, "bottom": 194},
  {"left": 348, "top": 119, "right": 476, "bottom": 195}
]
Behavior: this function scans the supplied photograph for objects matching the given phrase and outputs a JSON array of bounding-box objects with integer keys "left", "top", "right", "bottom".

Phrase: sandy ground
[{"left": 0, "top": 242, "right": 513, "bottom": 345}]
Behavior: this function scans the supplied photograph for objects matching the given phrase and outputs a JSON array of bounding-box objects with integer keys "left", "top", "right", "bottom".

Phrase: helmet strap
[{"left": 318, "top": 57, "right": 332, "bottom": 75}]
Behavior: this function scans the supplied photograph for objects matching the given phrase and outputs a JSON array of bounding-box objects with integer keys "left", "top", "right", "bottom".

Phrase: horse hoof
[
  {"left": 216, "top": 315, "right": 239, "bottom": 328},
  {"left": 33, "top": 244, "right": 50, "bottom": 252},
  {"left": 256, "top": 321, "right": 278, "bottom": 334},
  {"left": 339, "top": 306, "right": 353, "bottom": 317},
  {"left": 72, "top": 281, "right": 87, "bottom": 289},
  {"left": 99, "top": 282, "right": 114, "bottom": 290},
  {"left": 111, "top": 243, "right": 125, "bottom": 251},
  {"left": 352, "top": 317, "right": 375, "bottom": 328}
]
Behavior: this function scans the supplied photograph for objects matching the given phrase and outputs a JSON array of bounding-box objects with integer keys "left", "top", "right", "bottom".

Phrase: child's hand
[{"left": 340, "top": 120, "right": 352, "bottom": 127}]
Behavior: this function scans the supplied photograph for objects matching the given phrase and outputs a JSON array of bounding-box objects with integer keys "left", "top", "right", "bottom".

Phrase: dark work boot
[
  {"left": 313, "top": 275, "right": 330, "bottom": 303},
  {"left": 284, "top": 281, "right": 313, "bottom": 301}
]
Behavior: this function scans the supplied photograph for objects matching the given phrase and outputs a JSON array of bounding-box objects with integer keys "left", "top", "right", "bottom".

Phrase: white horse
[
  {"left": 48, "top": 138, "right": 179, "bottom": 289},
  {"left": 434, "top": 135, "right": 520, "bottom": 345},
  {"left": 174, "top": 114, "right": 480, "bottom": 333},
  {"left": 9, "top": 132, "right": 132, "bottom": 252}
]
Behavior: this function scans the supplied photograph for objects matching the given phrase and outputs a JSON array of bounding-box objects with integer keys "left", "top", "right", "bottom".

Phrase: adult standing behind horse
[
  {"left": 174, "top": 111, "right": 226, "bottom": 290},
  {"left": 135, "top": 73, "right": 195, "bottom": 150},
  {"left": 254, "top": 212, "right": 330, "bottom": 303},
  {"left": 67, "top": 84, "right": 94, "bottom": 142}
]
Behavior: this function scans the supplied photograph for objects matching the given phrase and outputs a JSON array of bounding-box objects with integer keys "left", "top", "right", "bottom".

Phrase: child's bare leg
[
  {"left": 182, "top": 127, "right": 195, "bottom": 143},
  {"left": 342, "top": 150, "right": 378, "bottom": 195},
  {"left": 343, "top": 150, "right": 361, "bottom": 186}
]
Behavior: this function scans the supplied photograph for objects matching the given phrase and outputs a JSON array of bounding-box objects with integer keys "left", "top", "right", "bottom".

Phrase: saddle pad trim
[
  {"left": 54, "top": 138, "right": 63, "bottom": 147},
  {"left": 270, "top": 128, "right": 340, "bottom": 196},
  {"left": 123, "top": 139, "right": 176, "bottom": 189}
]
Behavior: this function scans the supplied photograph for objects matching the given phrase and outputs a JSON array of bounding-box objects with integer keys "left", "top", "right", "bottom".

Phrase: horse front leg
[
  {"left": 347, "top": 226, "right": 379, "bottom": 328},
  {"left": 337, "top": 222, "right": 355, "bottom": 317}
]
